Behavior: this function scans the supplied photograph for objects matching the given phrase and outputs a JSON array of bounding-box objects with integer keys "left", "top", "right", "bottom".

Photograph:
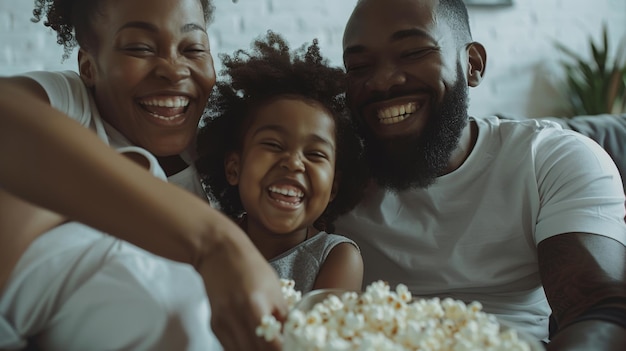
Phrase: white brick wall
[{"left": 1, "top": 0, "right": 624, "bottom": 117}]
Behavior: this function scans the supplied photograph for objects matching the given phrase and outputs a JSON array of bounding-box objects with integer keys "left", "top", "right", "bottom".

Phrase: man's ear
[
  {"left": 224, "top": 152, "right": 241, "bottom": 186},
  {"left": 466, "top": 42, "right": 487, "bottom": 87},
  {"left": 78, "top": 48, "right": 97, "bottom": 87}
]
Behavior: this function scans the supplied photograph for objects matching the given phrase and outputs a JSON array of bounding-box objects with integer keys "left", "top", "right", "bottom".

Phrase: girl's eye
[
  {"left": 260, "top": 141, "right": 282, "bottom": 150},
  {"left": 307, "top": 151, "right": 329, "bottom": 160}
]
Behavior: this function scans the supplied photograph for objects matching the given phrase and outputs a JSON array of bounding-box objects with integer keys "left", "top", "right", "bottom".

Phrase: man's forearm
[{"left": 547, "top": 320, "right": 625, "bottom": 351}]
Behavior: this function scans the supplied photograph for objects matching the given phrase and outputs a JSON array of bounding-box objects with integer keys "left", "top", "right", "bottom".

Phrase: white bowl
[{"left": 283, "top": 289, "right": 546, "bottom": 351}]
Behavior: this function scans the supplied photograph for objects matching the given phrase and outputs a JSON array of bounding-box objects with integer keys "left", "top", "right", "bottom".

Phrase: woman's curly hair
[
  {"left": 31, "top": 0, "right": 215, "bottom": 60},
  {"left": 196, "top": 31, "right": 368, "bottom": 233}
]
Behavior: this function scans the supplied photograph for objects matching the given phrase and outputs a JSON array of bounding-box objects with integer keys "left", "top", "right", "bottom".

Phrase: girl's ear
[
  {"left": 466, "top": 42, "right": 487, "bottom": 88},
  {"left": 329, "top": 173, "right": 340, "bottom": 202},
  {"left": 224, "top": 152, "right": 241, "bottom": 186},
  {"left": 78, "top": 48, "right": 97, "bottom": 87}
]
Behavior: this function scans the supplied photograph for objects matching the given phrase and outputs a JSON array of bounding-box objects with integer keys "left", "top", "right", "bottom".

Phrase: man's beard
[{"left": 360, "top": 69, "right": 469, "bottom": 191}]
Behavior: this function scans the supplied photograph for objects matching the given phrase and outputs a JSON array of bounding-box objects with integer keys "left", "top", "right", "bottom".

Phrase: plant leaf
[
  {"left": 555, "top": 41, "right": 584, "bottom": 62},
  {"left": 591, "top": 39, "right": 606, "bottom": 74},
  {"left": 607, "top": 68, "right": 622, "bottom": 112},
  {"left": 555, "top": 24, "right": 626, "bottom": 114}
]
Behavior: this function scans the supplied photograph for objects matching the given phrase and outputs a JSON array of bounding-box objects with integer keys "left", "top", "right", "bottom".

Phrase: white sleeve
[
  {"left": 534, "top": 129, "right": 626, "bottom": 245},
  {"left": 18, "top": 70, "right": 93, "bottom": 127}
]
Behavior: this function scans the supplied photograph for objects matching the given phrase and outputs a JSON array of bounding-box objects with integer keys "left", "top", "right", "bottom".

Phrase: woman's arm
[
  {"left": 0, "top": 77, "right": 287, "bottom": 350},
  {"left": 313, "top": 242, "right": 364, "bottom": 291}
]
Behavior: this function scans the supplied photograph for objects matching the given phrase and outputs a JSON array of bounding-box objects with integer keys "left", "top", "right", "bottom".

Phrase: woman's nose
[{"left": 155, "top": 55, "right": 191, "bottom": 83}]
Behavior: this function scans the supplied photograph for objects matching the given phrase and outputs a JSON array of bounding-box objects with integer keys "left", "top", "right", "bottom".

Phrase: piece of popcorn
[
  {"left": 395, "top": 283, "right": 412, "bottom": 303},
  {"left": 279, "top": 278, "right": 302, "bottom": 308},
  {"left": 255, "top": 314, "right": 281, "bottom": 342}
]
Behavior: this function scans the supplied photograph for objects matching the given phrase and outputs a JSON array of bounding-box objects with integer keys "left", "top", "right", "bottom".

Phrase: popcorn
[
  {"left": 255, "top": 314, "right": 281, "bottom": 342},
  {"left": 256, "top": 279, "right": 535, "bottom": 351},
  {"left": 280, "top": 278, "right": 302, "bottom": 308}
]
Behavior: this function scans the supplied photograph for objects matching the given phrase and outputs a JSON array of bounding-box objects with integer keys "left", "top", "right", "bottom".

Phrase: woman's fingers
[
  {"left": 210, "top": 274, "right": 286, "bottom": 350},
  {"left": 201, "top": 233, "right": 287, "bottom": 350}
]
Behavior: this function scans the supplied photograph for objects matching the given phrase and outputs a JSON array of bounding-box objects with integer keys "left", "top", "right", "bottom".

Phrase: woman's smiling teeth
[
  {"left": 268, "top": 185, "right": 304, "bottom": 206},
  {"left": 377, "top": 102, "right": 417, "bottom": 125},
  {"left": 139, "top": 97, "right": 190, "bottom": 119}
]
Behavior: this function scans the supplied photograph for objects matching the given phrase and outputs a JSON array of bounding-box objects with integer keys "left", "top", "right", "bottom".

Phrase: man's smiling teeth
[
  {"left": 377, "top": 102, "right": 418, "bottom": 125},
  {"left": 268, "top": 185, "right": 304, "bottom": 198}
]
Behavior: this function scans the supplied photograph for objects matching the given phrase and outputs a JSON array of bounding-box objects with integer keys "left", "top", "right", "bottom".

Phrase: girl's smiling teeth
[
  {"left": 377, "top": 102, "right": 418, "bottom": 125},
  {"left": 139, "top": 96, "right": 190, "bottom": 119},
  {"left": 268, "top": 185, "right": 304, "bottom": 206}
]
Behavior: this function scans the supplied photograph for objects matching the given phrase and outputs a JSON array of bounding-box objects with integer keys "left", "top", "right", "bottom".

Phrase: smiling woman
[
  {"left": 76, "top": 0, "right": 216, "bottom": 161},
  {"left": 0, "top": 1, "right": 288, "bottom": 350}
]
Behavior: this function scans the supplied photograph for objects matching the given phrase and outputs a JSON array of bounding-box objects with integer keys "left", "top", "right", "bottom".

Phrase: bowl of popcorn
[{"left": 257, "top": 280, "right": 545, "bottom": 351}]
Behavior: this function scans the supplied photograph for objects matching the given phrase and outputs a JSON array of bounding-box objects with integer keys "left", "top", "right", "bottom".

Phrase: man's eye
[
  {"left": 122, "top": 45, "right": 154, "bottom": 54},
  {"left": 402, "top": 48, "right": 436, "bottom": 60},
  {"left": 346, "top": 64, "right": 371, "bottom": 74}
]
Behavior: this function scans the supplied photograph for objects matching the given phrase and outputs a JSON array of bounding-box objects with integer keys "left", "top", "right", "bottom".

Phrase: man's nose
[{"left": 364, "top": 63, "right": 406, "bottom": 92}]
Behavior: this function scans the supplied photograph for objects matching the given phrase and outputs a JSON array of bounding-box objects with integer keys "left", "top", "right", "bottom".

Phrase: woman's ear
[
  {"left": 78, "top": 48, "right": 97, "bottom": 87},
  {"left": 466, "top": 42, "right": 487, "bottom": 87},
  {"left": 224, "top": 152, "right": 241, "bottom": 186}
]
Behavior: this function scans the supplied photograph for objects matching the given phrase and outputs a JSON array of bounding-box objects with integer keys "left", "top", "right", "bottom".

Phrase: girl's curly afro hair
[
  {"left": 31, "top": 0, "right": 215, "bottom": 60},
  {"left": 196, "top": 31, "right": 368, "bottom": 233}
]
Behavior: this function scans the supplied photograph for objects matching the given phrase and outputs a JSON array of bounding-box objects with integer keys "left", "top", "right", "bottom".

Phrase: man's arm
[{"left": 538, "top": 232, "right": 626, "bottom": 350}]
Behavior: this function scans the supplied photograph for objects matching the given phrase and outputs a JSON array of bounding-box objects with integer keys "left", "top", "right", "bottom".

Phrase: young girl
[{"left": 196, "top": 32, "right": 368, "bottom": 293}]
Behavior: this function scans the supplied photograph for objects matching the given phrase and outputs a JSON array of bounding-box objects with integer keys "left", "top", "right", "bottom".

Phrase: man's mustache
[{"left": 357, "top": 87, "right": 431, "bottom": 110}]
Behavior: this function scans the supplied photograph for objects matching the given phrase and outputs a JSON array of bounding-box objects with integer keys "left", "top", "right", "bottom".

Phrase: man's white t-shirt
[{"left": 335, "top": 116, "right": 626, "bottom": 341}]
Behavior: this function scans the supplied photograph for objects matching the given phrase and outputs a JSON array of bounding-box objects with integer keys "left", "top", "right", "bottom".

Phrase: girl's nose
[{"left": 280, "top": 152, "right": 305, "bottom": 172}]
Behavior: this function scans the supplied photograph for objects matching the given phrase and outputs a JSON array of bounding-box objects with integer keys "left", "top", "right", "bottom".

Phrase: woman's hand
[{"left": 200, "top": 226, "right": 288, "bottom": 351}]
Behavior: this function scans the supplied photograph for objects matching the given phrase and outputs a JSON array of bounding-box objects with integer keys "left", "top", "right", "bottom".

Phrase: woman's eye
[
  {"left": 185, "top": 45, "right": 208, "bottom": 54},
  {"left": 122, "top": 45, "right": 154, "bottom": 54}
]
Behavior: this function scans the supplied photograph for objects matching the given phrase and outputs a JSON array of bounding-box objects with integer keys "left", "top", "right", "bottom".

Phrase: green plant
[{"left": 555, "top": 25, "right": 626, "bottom": 116}]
